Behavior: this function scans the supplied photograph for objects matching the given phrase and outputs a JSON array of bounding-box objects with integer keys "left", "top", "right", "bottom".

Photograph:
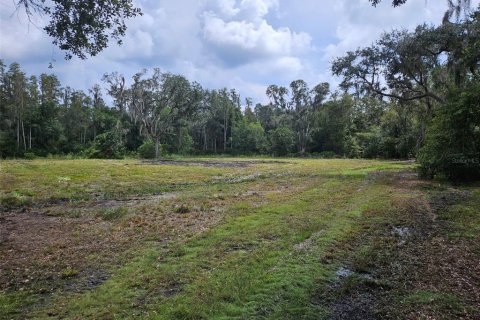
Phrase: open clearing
[{"left": 0, "top": 158, "right": 479, "bottom": 319}]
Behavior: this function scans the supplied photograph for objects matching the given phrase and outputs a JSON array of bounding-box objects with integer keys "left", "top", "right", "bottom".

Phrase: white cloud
[
  {"left": 322, "top": 0, "right": 458, "bottom": 61},
  {"left": 200, "top": 0, "right": 312, "bottom": 66},
  {"left": 202, "top": 13, "right": 311, "bottom": 59},
  {"left": 2, "top": 0, "right": 477, "bottom": 106}
]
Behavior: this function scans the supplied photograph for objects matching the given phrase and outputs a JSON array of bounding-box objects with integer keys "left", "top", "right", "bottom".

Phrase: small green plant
[
  {"left": 61, "top": 267, "right": 79, "bottom": 278},
  {"left": 86, "top": 130, "right": 126, "bottom": 159},
  {"left": 0, "top": 191, "right": 32, "bottom": 208},
  {"left": 99, "top": 207, "right": 129, "bottom": 221},
  {"left": 174, "top": 204, "right": 191, "bottom": 214},
  {"left": 403, "top": 290, "right": 464, "bottom": 314}
]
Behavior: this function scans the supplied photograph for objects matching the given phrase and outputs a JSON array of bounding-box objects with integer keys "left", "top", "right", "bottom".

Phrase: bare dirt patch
[
  {"left": 0, "top": 211, "right": 121, "bottom": 292},
  {"left": 0, "top": 195, "right": 224, "bottom": 298},
  {"left": 140, "top": 159, "right": 289, "bottom": 168},
  {"left": 322, "top": 170, "right": 480, "bottom": 320},
  {"left": 89, "top": 192, "right": 178, "bottom": 209}
]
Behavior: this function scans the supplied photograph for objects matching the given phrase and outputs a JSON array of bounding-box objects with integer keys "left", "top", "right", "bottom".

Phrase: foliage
[
  {"left": 137, "top": 140, "right": 156, "bottom": 159},
  {"left": 86, "top": 130, "right": 125, "bottom": 159},
  {"left": 177, "top": 127, "right": 194, "bottom": 155},
  {"left": 418, "top": 82, "right": 480, "bottom": 180},
  {"left": 231, "top": 120, "right": 267, "bottom": 154},
  {"left": 269, "top": 126, "right": 296, "bottom": 156},
  {"left": 128, "top": 70, "right": 200, "bottom": 158},
  {"left": 332, "top": 6, "right": 480, "bottom": 180},
  {"left": 2, "top": 4, "right": 480, "bottom": 183},
  {"left": 16, "top": 0, "right": 142, "bottom": 59}
]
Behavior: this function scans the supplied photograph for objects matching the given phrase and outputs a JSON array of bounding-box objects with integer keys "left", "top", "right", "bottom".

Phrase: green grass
[
  {"left": 0, "top": 158, "right": 411, "bottom": 205},
  {"left": 402, "top": 290, "right": 464, "bottom": 313},
  {"left": 441, "top": 189, "right": 480, "bottom": 239},
  {"left": 38, "top": 177, "right": 393, "bottom": 319},
  {"left": 0, "top": 158, "right": 477, "bottom": 319}
]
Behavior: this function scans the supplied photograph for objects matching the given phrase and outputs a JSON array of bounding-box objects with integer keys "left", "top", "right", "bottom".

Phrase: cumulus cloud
[
  {"left": 2, "top": 0, "right": 476, "bottom": 105},
  {"left": 0, "top": 1, "right": 52, "bottom": 61},
  {"left": 323, "top": 0, "right": 459, "bottom": 61},
  {"left": 201, "top": 0, "right": 312, "bottom": 66},
  {"left": 203, "top": 14, "right": 311, "bottom": 60}
]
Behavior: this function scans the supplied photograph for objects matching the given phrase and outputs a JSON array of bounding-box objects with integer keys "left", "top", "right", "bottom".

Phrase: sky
[{"left": 0, "top": 0, "right": 476, "bottom": 105}]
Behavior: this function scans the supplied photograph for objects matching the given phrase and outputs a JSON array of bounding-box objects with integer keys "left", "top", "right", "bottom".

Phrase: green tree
[
  {"left": 312, "top": 93, "right": 352, "bottom": 156},
  {"left": 16, "top": 0, "right": 142, "bottom": 59},
  {"left": 269, "top": 126, "right": 295, "bottom": 156},
  {"left": 87, "top": 130, "right": 125, "bottom": 159},
  {"left": 128, "top": 69, "right": 199, "bottom": 158},
  {"left": 418, "top": 82, "right": 480, "bottom": 180},
  {"left": 232, "top": 119, "right": 267, "bottom": 154}
]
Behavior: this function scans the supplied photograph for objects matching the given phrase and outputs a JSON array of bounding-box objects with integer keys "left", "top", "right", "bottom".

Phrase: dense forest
[{"left": 1, "top": 5, "right": 479, "bottom": 181}]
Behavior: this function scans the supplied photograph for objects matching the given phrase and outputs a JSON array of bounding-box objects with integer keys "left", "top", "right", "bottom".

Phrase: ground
[{"left": 0, "top": 158, "right": 478, "bottom": 319}]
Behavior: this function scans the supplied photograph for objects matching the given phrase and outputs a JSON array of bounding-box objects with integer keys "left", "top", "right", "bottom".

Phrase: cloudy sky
[{"left": 0, "top": 0, "right": 475, "bottom": 104}]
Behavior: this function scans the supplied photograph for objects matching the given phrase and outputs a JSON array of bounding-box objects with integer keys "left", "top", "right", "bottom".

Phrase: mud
[
  {"left": 140, "top": 159, "right": 289, "bottom": 168},
  {"left": 329, "top": 292, "right": 378, "bottom": 320},
  {"left": 323, "top": 170, "right": 477, "bottom": 320},
  {"left": 90, "top": 192, "right": 178, "bottom": 208},
  {"left": 63, "top": 268, "right": 110, "bottom": 293}
]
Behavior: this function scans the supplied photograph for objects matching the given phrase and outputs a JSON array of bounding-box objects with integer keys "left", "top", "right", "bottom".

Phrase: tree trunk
[
  {"left": 223, "top": 109, "right": 228, "bottom": 152},
  {"left": 178, "top": 127, "right": 182, "bottom": 152},
  {"left": 203, "top": 126, "right": 207, "bottom": 152},
  {"left": 29, "top": 126, "right": 32, "bottom": 149},
  {"left": 223, "top": 122, "right": 227, "bottom": 152},
  {"left": 155, "top": 136, "right": 160, "bottom": 159},
  {"left": 21, "top": 120, "right": 26, "bottom": 152},
  {"left": 16, "top": 118, "right": 20, "bottom": 150}
]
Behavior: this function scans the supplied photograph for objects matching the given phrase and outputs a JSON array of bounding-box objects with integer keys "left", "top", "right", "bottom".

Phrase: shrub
[
  {"left": 268, "top": 126, "right": 296, "bottom": 156},
  {"left": 418, "top": 83, "right": 480, "bottom": 181},
  {"left": 318, "top": 151, "right": 337, "bottom": 159},
  {"left": 138, "top": 140, "right": 157, "bottom": 159},
  {"left": 86, "top": 130, "right": 125, "bottom": 159},
  {"left": 23, "top": 152, "right": 36, "bottom": 160},
  {"left": 178, "top": 127, "right": 194, "bottom": 155}
]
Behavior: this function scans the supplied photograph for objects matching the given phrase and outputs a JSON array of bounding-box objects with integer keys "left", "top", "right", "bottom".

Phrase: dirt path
[{"left": 323, "top": 171, "right": 480, "bottom": 320}]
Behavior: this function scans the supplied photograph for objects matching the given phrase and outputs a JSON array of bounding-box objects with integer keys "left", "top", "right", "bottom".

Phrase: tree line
[
  {"left": 1, "top": 5, "right": 479, "bottom": 181},
  {"left": 0, "top": 61, "right": 423, "bottom": 160}
]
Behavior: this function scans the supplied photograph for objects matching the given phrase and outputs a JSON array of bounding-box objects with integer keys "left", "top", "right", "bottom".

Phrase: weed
[
  {"left": 1, "top": 158, "right": 477, "bottom": 320},
  {"left": 61, "top": 267, "right": 79, "bottom": 278},
  {"left": 98, "top": 206, "right": 128, "bottom": 221},
  {"left": 402, "top": 290, "right": 465, "bottom": 315},
  {"left": 0, "top": 191, "right": 32, "bottom": 208},
  {"left": 174, "top": 204, "right": 191, "bottom": 214}
]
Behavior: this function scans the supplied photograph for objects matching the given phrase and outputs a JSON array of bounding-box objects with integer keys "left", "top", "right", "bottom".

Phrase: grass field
[{"left": 0, "top": 158, "right": 478, "bottom": 319}]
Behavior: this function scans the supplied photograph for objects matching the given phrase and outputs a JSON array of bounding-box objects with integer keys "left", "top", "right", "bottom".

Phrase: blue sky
[{"left": 1, "top": 0, "right": 475, "bottom": 105}]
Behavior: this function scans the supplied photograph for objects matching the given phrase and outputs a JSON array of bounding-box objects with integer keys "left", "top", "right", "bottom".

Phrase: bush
[
  {"left": 418, "top": 83, "right": 480, "bottom": 181},
  {"left": 178, "top": 128, "right": 194, "bottom": 155},
  {"left": 317, "top": 151, "right": 337, "bottom": 159},
  {"left": 232, "top": 120, "right": 268, "bottom": 154},
  {"left": 138, "top": 140, "right": 157, "bottom": 159},
  {"left": 23, "top": 152, "right": 36, "bottom": 160},
  {"left": 355, "top": 128, "right": 383, "bottom": 158},
  {"left": 268, "top": 126, "right": 295, "bottom": 156},
  {"left": 86, "top": 130, "right": 125, "bottom": 159}
]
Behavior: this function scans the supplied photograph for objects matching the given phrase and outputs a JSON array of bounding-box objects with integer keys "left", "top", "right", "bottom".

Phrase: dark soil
[
  {"left": 0, "top": 210, "right": 123, "bottom": 292},
  {"left": 140, "top": 159, "right": 289, "bottom": 167},
  {"left": 323, "top": 171, "right": 480, "bottom": 320},
  {"left": 0, "top": 195, "right": 224, "bottom": 297}
]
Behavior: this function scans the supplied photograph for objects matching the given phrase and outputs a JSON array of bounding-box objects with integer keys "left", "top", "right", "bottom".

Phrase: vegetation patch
[{"left": 0, "top": 159, "right": 478, "bottom": 319}]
